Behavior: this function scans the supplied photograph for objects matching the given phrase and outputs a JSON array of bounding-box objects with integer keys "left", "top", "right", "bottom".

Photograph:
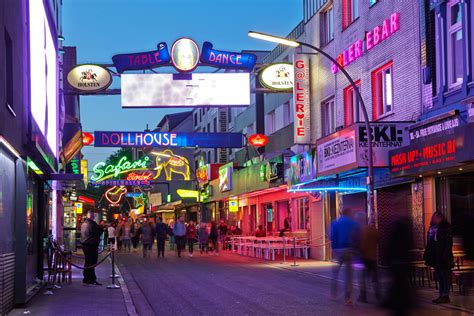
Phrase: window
[
  {"left": 320, "top": 5, "right": 334, "bottom": 46},
  {"left": 266, "top": 110, "right": 276, "bottom": 135},
  {"left": 343, "top": 80, "right": 361, "bottom": 126},
  {"left": 214, "top": 148, "right": 218, "bottom": 163},
  {"left": 342, "top": 0, "right": 358, "bottom": 30},
  {"left": 5, "top": 29, "right": 13, "bottom": 113},
  {"left": 295, "top": 198, "right": 309, "bottom": 230},
  {"left": 322, "top": 98, "right": 336, "bottom": 136},
  {"left": 372, "top": 61, "right": 394, "bottom": 119},
  {"left": 283, "top": 102, "right": 291, "bottom": 127},
  {"left": 207, "top": 123, "right": 211, "bottom": 134},
  {"left": 207, "top": 151, "right": 211, "bottom": 163},
  {"left": 213, "top": 117, "right": 217, "bottom": 132},
  {"left": 194, "top": 112, "right": 198, "bottom": 127},
  {"left": 447, "top": 0, "right": 463, "bottom": 87}
]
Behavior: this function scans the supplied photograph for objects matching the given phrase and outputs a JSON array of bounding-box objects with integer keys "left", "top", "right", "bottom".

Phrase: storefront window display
[
  {"left": 25, "top": 178, "right": 39, "bottom": 290},
  {"left": 295, "top": 197, "right": 309, "bottom": 230},
  {"left": 0, "top": 148, "right": 15, "bottom": 254}
]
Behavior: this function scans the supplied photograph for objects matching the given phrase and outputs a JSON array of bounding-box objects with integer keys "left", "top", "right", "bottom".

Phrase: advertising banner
[
  {"left": 289, "top": 149, "right": 316, "bottom": 186},
  {"left": 200, "top": 42, "right": 257, "bottom": 71},
  {"left": 317, "top": 128, "right": 357, "bottom": 176},
  {"left": 293, "top": 53, "right": 311, "bottom": 144},
  {"left": 112, "top": 42, "right": 170, "bottom": 73}
]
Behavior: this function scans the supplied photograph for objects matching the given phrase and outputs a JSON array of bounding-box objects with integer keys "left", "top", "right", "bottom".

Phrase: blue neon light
[
  {"left": 200, "top": 42, "right": 257, "bottom": 71},
  {"left": 288, "top": 187, "right": 368, "bottom": 193},
  {"left": 94, "top": 131, "right": 244, "bottom": 148},
  {"left": 112, "top": 42, "right": 170, "bottom": 73}
]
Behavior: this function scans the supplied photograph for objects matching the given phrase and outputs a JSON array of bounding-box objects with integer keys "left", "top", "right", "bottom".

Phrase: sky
[{"left": 62, "top": 0, "right": 302, "bottom": 169}]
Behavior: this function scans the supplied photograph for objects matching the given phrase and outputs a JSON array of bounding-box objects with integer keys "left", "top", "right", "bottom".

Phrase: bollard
[
  {"left": 107, "top": 248, "right": 121, "bottom": 289},
  {"left": 291, "top": 237, "right": 298, "bottom": 267},
  {"left": 280, "top": 236, "right": 286, "bottom": 264}
]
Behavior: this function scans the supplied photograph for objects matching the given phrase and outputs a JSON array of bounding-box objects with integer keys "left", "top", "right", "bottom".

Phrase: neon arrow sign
[{"left": 91, "top": 155, "right": 151, "bottom": 181}]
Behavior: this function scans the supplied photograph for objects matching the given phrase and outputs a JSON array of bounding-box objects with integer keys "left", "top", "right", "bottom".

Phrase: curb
[{"left": 113, "top": 263, "right": 138, "bottom": 316}]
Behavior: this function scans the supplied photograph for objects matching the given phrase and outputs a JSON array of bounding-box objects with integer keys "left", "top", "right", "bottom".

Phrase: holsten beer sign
[
  {"left": 259, "top": 63, "right": 294, "bottom": 91},
  {"left": 66, "top": 64, "right": 112, "bottom": 92},
  {"left": 94, "top": 131, "right": 244, "bottom": 148},
  {"left": 293, "top": 53, "right": 311, "bottom": 144}
]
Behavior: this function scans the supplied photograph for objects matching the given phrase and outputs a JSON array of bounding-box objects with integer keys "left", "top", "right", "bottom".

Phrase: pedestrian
[
  {"left": 138, "top": 220, "right": 155, "bottom": 258},
  {"left": 107, "top": 223, "right": 116, "bottom": 246},
  {"left": 121, "top": 220, "right": 132, "bottom": 252},
  {"left": 330, "top": 208, "right": 360, "bottom": 305},
  {"left": 218, "top": 220, "right": 228, "bottom": 251},
  {"left": 186, "top": 220, "right": 197, "bottom": 257},
  {"left": 209, "top": 221, "right": 219, "bottom": 255},
  {"left": 131, "top": 222, "right": 140, "bottom": 253},
  {"left": 423, "top": 212, "right": 454, "bottom": 304},
  {"left": 357, "top": 217, "right": 380, "bottom": 303},
  {"left": 279, "top": 217, "right": 290, "bottom": 237},
  {"left": 168, "top": 220, "right": 175, "bottom": 250},
  {"left": 255, "top": 225, "right": 266, "bottom": 237},
  {"left": 173, "top": 216, "right": 186, "bottom": 258},
  {"left": 198, "top": 223, "right": 209, "bottom": 254},
  {"left": 155, "top": 217, "right": 168, "bottom": 258},
  {"left": 80, "top": 211, "right": 103, "bottom": 286},
  {"left": 99, "top": 220, "right": 107, "bottom": 251}
]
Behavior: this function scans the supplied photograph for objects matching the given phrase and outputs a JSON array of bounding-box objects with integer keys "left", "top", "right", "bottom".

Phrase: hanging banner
[
  {"left": 293, "top": 52, "right": 311, "bottom": 144},
  {"left": 112, "top": 42, "right": 171, "bottom": 73},
  {"left": 66, "top": 64, "right": 112, "bottom": 92},
  {"left": 200, "top": 42, "right": 257, "bottom": 71},
  {"left": 94, "top": 131, "right": 244, "bottom": 148}
]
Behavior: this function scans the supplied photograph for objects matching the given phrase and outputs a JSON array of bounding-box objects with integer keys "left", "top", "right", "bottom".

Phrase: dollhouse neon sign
[{"left": 332, "top": 13, "right": 400, "bottom": 73}]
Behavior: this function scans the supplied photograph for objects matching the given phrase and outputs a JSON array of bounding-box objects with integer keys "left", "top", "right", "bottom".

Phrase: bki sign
[
  {"left": 66, "top": 64, "right": 112, "bottom": 92},
  {"left": 259, "top": 63, "right": 294, "bottom": 91},
  {"left": 293, "top": 53, "right": 311, "bottom": 144}
]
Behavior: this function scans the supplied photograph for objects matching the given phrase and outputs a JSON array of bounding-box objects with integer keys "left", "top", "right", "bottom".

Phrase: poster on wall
[
  {"left": 293, "top": 52, "right": 311, "bottom": 144},
  {"left": 289, "top": 150, "right": 316, "bottom": 186},
  {"left": 218, "top": 163, "right": 233, "bottom": 192}
]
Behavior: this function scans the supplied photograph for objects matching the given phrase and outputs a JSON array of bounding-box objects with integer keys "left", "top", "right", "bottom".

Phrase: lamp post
[
  {"left": 151, "top": 152, "right": 202, "bottom": 223},
  {"left": 248, "top": 31, "right": 375, "bottom": 225}
]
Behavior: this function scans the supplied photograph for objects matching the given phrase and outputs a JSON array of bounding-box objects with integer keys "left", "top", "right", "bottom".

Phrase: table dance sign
[{"left": 94, "top": 131, "right": 244, "bottom": 148}]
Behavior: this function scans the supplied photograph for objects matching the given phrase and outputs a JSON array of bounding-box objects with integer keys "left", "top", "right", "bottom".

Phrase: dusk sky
[{"left": 62, "top": 0, "right": 302, "bottom": 170}]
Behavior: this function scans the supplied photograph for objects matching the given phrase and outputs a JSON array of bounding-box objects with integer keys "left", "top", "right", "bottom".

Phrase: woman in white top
[{"left": 107, "top": 224, "right": 116, "bottom": 245}]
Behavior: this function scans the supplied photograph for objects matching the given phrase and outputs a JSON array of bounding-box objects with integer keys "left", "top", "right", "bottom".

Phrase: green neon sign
[{"left": 91, "top": 155, "right": 151, "bottom": 181}]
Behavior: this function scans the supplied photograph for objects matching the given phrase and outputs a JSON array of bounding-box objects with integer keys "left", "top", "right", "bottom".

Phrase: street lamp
[{"left": 249, "top": 31, "right": 375, "bottom": 226}]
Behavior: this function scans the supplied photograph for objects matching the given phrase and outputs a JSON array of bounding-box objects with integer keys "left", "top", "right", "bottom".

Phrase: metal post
[
  {"left": 291, "top": 237, "right": 298, "bottom": 267},
  {"left": 280, "top": 236, "right": 286, "bottom": 264},
  {"left": 107, "top": 248, "right": 120, "bottom": 289}
]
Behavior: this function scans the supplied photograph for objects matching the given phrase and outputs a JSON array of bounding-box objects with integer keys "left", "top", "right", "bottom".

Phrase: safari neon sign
[{"left": 91, "top": 155, "right": 151, "bottom": 181}]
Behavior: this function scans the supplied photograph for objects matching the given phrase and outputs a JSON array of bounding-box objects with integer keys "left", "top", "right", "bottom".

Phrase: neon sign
[
  {"left": 219, "top": 163, "right": 233, "bottom": 192},
  {"left": 94, "top": 131, "right": 244, "bottom": 148},
  {"left": 112, "top": 42, "right": 170, "bottom": 73},
  {"left": 133, "top": 193, "right": 147, "bottom": 208},
  {"left": 82, "top": 132, "right": 94, "bottom": 146},
  {"left": 91, "top": 155, "right": 151, "bottom": 181},
  {"left": 105, "top": 186, "right": 127, "bottom": 206},
  {"left": 171, "top": 38, "right": 200, "bottom": 72},
  {"left": 126, "top": 171, "right": 153, "bottom": 181},
  {"left": 293, "top": 54, "right": 311, "bottom": 144},
  {"left": 177, "top": 189, "right": 202, "bottom": 201},
  {"left": 92, "top": 180, "right": 150, "bottom": 186},
  {"left": 248, "top": 134, "right": 268, "bottom": 147},
  {"left": 200, "top": 42, "right": 256, "bottom": 71},
  {"left": 332, "top": 13, "right": 400, "bottom": 73},
  {"left": 153, "top": 150, "right": 191, "bottom": 181}
]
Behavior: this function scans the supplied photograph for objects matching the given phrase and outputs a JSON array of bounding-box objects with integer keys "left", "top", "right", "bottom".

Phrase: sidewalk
[{"left": 9, "top": 254, "right": 130, "bottom": 316}]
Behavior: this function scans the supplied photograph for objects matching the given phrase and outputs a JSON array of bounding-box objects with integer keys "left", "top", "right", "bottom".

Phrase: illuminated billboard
[
  {"left": 121, "top": 73, "right": 250, "bottom": 107},
  {"left": 29, "top": 0, "right": 58, "bottom": 156}
]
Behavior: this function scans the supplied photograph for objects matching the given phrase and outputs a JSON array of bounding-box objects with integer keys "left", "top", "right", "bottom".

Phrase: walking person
[
  {"left": 357, "top": 217, "right": 380, "bottom": 303},
  {"left": 168, "top": 220, "right": 175, "bottom": 251},
  {"left": 121, "top": 220, "right": 132, "bottom": 252},
  {"left": 155, "top": 217, "right": 168, "bottom": 258},
  {"left": 173, "top": 216, "right": 186, "bottom": 258},
  {"left": 107, "top": 223, "right": 116, "bottom": 246},
  {"left": 198, "top": 223, "right": 209, "bottom": 254},
  {"left": 424, "top": 212, "right": 454, "bottom": 304},
  {"left": 330, "top": 208, "right": 360, "bottom": 305},
  {"left": 131, "top": 222, "right": 140, "bottom": 253},
  {"left": 279, "top": 217, "right": 290, "bottom": 237},
  {"left": 138, "top": 220, "right": 155, "bottom": 258},
  {"left": 80, "top": 211, "right": 103, "bottom": 286},
  {"left": 186, "top": 220, "right": 197, "bottom": 257},
  {"left": 218, "top": 220, "right": 228, "bottom": 251},
  {"left": 209, "top": 221, "right": 219, "bottom": 255}
]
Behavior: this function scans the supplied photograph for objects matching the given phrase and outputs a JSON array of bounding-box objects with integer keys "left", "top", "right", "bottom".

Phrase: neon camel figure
[
  {"left": 153, "top": 149, "right": 191, "bottom": 181},
  {"left": 105, "top": 186, "right": 127, "bottom": 206}
]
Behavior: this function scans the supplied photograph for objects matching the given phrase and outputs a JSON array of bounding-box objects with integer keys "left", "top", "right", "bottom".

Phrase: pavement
[{"left": 8, "top": 246, "right": 474, "bottom": 316}]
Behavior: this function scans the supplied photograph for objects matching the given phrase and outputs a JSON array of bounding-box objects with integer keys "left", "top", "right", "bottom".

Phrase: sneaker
[
  {"left": 436, "top": 296, "right": 450, "bottom": 304},
  {"left": 89, "top": 281, "right": 102, "bottom": 286}
]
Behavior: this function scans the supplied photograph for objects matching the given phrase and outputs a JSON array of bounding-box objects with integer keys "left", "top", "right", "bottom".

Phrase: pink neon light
[
  {"left": 332, "top": 13, "right": 400, "bottom": 74},
  {"left": 29, "top": 0, "right": 58, "bottom": 156}
]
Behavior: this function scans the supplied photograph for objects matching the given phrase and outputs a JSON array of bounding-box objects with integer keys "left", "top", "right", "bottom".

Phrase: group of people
[{"left": 330, "top": 208, "right": 454, "bottom": 313}]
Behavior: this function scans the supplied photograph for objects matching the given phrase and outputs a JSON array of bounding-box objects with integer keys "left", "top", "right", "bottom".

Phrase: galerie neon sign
[
  {"left": 332, "top": 13, "right": 400, "bottom": 73},
  {"left": 91, "top": 156, "right": 151, "bottom": 181}
]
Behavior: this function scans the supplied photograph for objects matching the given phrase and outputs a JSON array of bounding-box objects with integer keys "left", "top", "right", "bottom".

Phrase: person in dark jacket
[
  {"left": 173, "top": 216, "right": 186, "bottom": 258},
  {"left": 186, "top": 220, "right": 197, "bottom": 257},
  {"left": 198, "top": 224, "right": 209, "bottom": 254},
  {"left": 155, "top": 217, "right": 168, "bottom": 258},
  {"left": 279, "top": 217, "right": 291, "bottom": 237},
  {"left": 80, "top": 211, "right": 104, "bottom": 285},
  {"left": 424, "top": 212, "right": 454, "bottom": 304},
  {"left": 138, "top": 221, "right": 155, "bottom": 258},
  {"left": 209, "top": 221, "right": 219, "bottom": 255}
]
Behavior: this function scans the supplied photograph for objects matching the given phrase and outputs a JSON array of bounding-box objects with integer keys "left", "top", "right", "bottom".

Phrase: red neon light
[
  {"left": 126, "top": 171, "right": 153, "bottom": 181},
  {"left": 78, "top": 195, "right": 95, "bottom": 204},
  {"left": 248, "top": 134, "right": 268, "bottom": 147},
  {"left": 196, "top": 168, "right": 208, "bottom": 183},
  {"left": 105, "top": 186, "right": 127, "bottom": 205},
  {"left": 82, "top": 132, "right": 94, "bottom": 146}
]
